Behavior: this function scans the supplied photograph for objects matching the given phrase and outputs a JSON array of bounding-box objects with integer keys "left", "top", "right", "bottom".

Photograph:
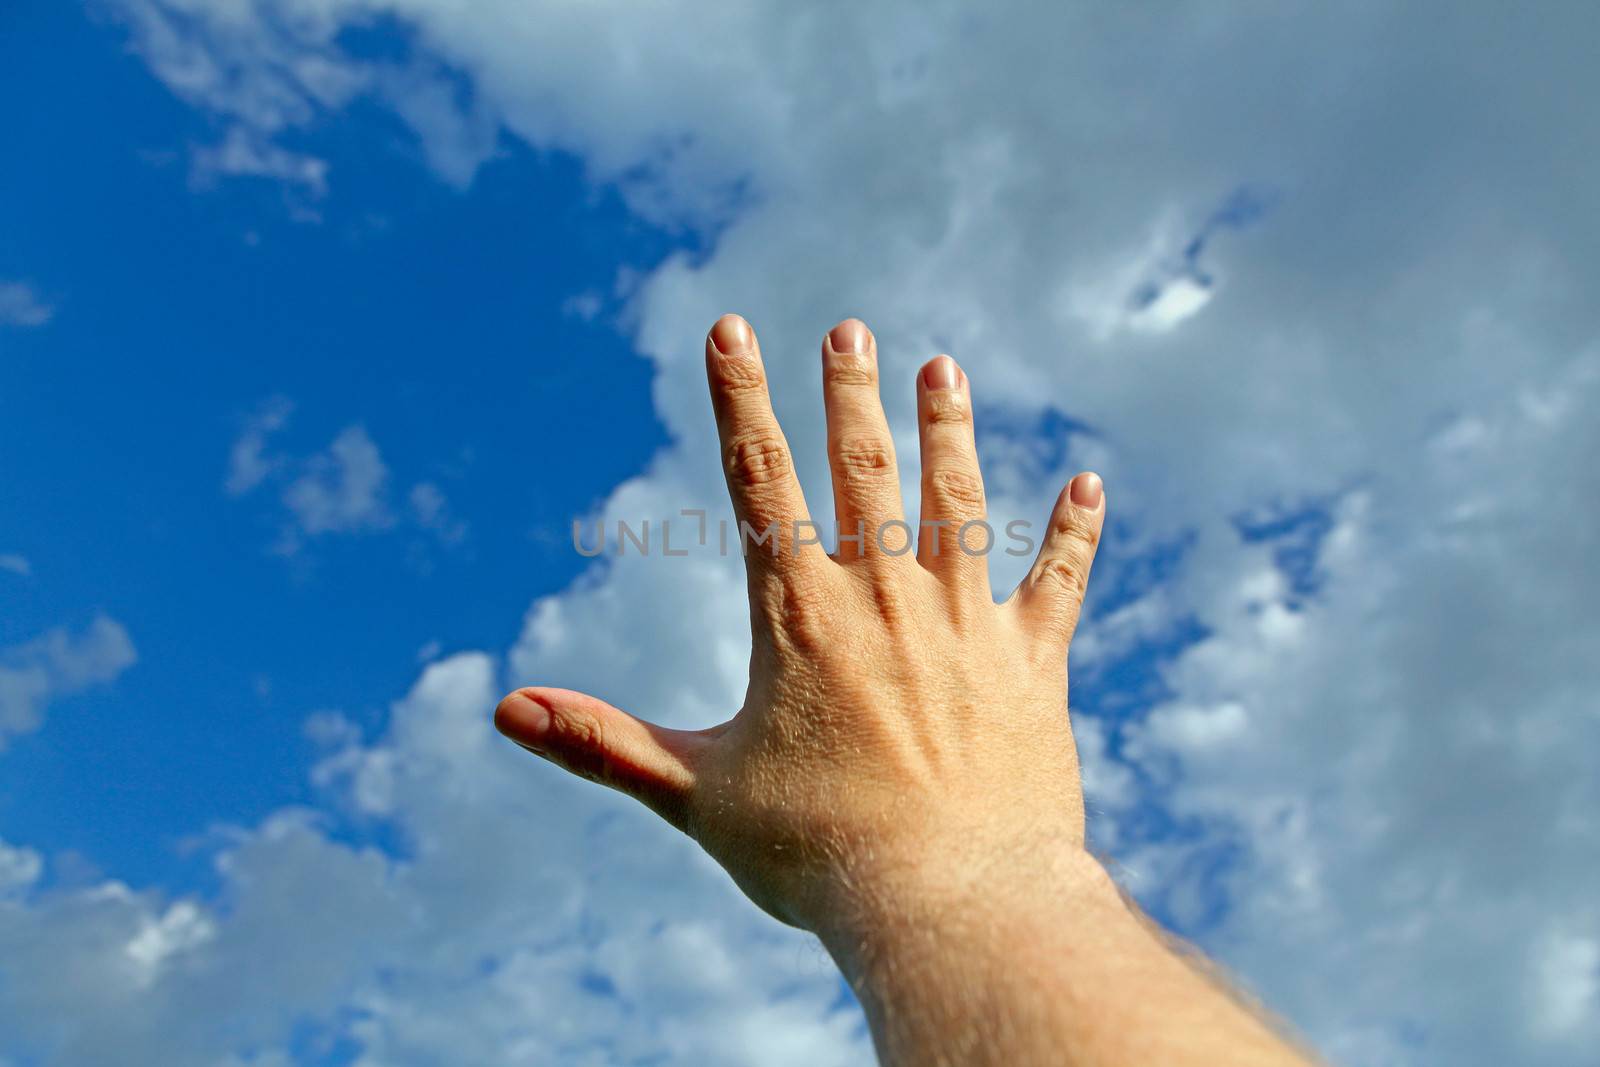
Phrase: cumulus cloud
[
  {"left": 1118, "top": 351, "right": 1600, "bottom": 1064},
  {"left": 0, "top": 839, "right": 43, "bottom": 898},
  {"left": 0, "top": 654, "right": 864, "bottom": 1065},
  {"left": 42, "top": 2, "right": 1600, "bottom": 1065},
  {"left": 0, "top": 616, "right": 138, "bottom": 750},
  {"left": 0, "top": 281, "right": 54, "bottom": 327},
  {"left": 281, "top": 425, "right": 394, "bottom": 540},
  {"left": 110, "top": 0, "right": 497, "bottom": 202},
  {"left": 225, "top": 396, "right": 293, "bottom": 495},
  {"left": 226, "top": 405, "right": 469, "bottom": 555},
  {"left": 190, "top": 126, "right": 328, "bottom": 198}
]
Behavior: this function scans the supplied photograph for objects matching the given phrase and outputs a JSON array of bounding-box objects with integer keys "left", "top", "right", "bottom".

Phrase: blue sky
[
  {"left": 3, "top": 4, "right": 1598, "bottom": 1066},
  {"left": 2, "top": 4, "right": 678, "bottom": 887}
]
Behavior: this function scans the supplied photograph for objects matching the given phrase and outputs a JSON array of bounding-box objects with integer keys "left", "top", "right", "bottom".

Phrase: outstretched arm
[{"left": 494, "top": 314, "right": 1313, "bottom": 1066}]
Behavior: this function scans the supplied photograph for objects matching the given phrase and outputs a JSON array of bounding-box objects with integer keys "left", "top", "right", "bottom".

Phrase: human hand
[
  {"left": 494, "top": 316, "right": 1315, "bottom": 1067},
  {"left": 495, "top": 313, "right": 1106, "bottom": 937}
]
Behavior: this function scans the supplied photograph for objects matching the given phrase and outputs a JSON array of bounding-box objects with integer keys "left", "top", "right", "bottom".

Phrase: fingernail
[
  {"left": 922, "top": 354, "right": 961, "bottom": 390},
  {"left": 709, "top": 313, "right": 752, "bottom": 355},
  {"left": 1069, "top": 472, "right": 1103, "bottom": 509},
  {"left": 828, "top": 318, "right": 869, "bottom": 355},
  {"left": 495, "top": 691, "right": 550, "bottom": 749}
]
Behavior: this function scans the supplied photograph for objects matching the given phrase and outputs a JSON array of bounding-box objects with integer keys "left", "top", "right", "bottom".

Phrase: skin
[{"left": 495, "top": 314, "right": 1315, "bottom": 1066}]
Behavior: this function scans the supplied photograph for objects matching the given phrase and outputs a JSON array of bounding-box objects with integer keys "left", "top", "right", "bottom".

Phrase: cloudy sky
[{"left": 2, "top": 2, "right": 1597, "bottom": 1064}]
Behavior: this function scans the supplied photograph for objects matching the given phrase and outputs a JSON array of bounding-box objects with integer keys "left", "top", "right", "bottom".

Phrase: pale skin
[{"left": 495, "top": 315, "right": 1315, "bottom": 1066}]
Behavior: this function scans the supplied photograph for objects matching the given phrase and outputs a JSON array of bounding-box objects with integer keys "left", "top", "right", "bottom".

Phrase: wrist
[{"left": 811, "top": 836, "right": 1121, "bottom": 979}]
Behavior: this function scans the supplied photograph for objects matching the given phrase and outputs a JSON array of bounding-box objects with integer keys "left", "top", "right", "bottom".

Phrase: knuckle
[
  {"left": 831, "top": 435, "right": 895, "bottom": 478},
  {"left": 714, "top": 357, "right": 766, "bottom": 392},
  {"left": 1035, "top": 556, "right": 1088, "bottom": 599},
  {"left": 549, "top": 706, "right": 601, "bottom": 751},
  {"left": 546, "top": 709, "right": 613, "bottom": 784},
  {"left": 928, "top": 467, "right": 986, "bottom": 508},
  {"left": 1052, "top": 508, "right": 1101, "bottom": 548},
  {"left": 725, "top": 431, "right": 792, "bottom": 488},
  {"left": 922, "top": 391, "right": 971, "bottom": 426},
  {"left": 823, "top": 357, "right": 877, "bottom": 387}
]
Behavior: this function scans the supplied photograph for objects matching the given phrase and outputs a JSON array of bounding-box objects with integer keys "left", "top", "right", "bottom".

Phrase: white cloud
[
  {"left": 562, "top": 290, "right": 604, "bottom": 321},
  {"left": 1138, "top": 699, "right": 1250, "bottom": 752},
  {"left": 282, "top": 425, "right": 393, "bottom": 539},
  {"left": 0, "top": 839, "right": 42, "bottom": 898},
  {"left": 0, "top": 281, "right": 53, "bottom": 328},
  {"left": 0, "top": 616, "right": 138, "bottom": 750},
  {"left": 53, "top": 2, "right": 1600, "bottom": 1064},
  {"left": 190, "top": 126, "right": 328, "bottom": 198},
  {"left": 0, "top": 654, "right": 865, "bottom": 1066},
  {"left": 1126, "top": 276, "right": 1212, "bottom": 335},
  {"left": 225, "top": 396, "right": 293, "bottom": 495},
  {"left": 408, "top": 481, "right": 467, "bottom": 545},
  {"left": 228, "top": 410, "right": 470, "bottom": 555},
  {"left": 1118, "top": 353, "right": 1600, "bottom": 1063},
  {"left": 1534, "top": 933, "right": 1600, "bottom": 1038},
  {"left": 1063, "top": 205, "right": 1225, "bottom": 340},
  {"left": 0, "top": 554, "right": 30, "bottom": 577},
  {"left": 125, "top": 901, "right": 218, "bottom": 989}
]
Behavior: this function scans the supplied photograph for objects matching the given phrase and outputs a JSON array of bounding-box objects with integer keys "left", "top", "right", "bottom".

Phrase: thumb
[{"left": 494, "top": 687, "right": 704, "bottom": 833}]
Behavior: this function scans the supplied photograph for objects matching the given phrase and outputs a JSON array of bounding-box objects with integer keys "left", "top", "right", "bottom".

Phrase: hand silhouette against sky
[{"left": 496, "top": 314, "right": 1312, "bottom": 1066}]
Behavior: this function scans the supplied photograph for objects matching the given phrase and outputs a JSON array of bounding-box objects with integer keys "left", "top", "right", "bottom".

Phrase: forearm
[{"left": 819, "top": 847, "right": 1312, "bottom": 1067}]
